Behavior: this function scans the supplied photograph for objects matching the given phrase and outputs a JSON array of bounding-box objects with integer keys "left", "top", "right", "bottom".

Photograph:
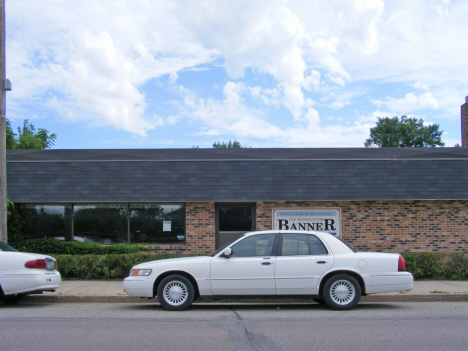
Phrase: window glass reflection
[
  {"left": 130, "top": 204, "right": 185, "bottom": 244},
  {"left": 20, "top": 204, "right": 73, "bottom": 241},
  {"left": 74, "top": 204, "right": 128, "bottom": 245},
  {"left": 219, "top": 206, "right": 252, "bottom": 232}
]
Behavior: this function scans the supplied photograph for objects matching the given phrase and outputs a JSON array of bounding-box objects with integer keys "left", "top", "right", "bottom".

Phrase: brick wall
[
  {"left": 185, "top": 202, "right": 216, "bottom": 254},
  {"left": 256, "top": 200, "right": 468, "bottom": 253},
  {"left": 462, "top": 96, "right": 468, "bottom": 147},
  {"left": 157, "top": 200, "right": 468, "bottom": 255}
]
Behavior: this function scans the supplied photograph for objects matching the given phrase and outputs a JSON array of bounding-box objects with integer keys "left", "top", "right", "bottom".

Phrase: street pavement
[{"left": 22, "top": 280, "right": 468, "bottom": 304}]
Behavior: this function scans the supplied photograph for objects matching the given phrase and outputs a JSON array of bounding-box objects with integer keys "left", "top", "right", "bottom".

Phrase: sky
[{"left": 5, "top": 0, "right": 468, "bottom": 149}]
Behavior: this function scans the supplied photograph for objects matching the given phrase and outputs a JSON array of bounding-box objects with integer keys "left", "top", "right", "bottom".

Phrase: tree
[
  {"left": 364, "top": 116, "right": 444, "bottom": 148},
  {"left": 6, "top": 119, "right": 57, "bottom": 149},
  {"left": 212, "top": 140, "right": 249, "bottom": 148},
  {"left": 5, "top": 119, "right": 16, "bottom": 149}
]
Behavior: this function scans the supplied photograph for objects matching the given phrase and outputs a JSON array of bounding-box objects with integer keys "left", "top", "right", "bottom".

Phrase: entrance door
[{"left": 215, "top": 203, "right": 256, "bottom": 249}]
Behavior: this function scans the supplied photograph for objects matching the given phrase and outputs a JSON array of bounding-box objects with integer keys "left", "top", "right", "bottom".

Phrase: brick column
[{"left": 462, "top": 96, "right": 468, "bottom": 147}]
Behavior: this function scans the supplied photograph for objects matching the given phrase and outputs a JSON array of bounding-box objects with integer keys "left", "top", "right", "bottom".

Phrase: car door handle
[
  {"left": 261, "top": 262, "right": 272, "bottom": 265},
  {"left": 316, "top": 261, "right": 327, "bottom": 264}
]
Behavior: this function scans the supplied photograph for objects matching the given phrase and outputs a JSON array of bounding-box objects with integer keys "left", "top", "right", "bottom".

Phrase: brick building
[{"left": 6, "top": 146, "right": 468, "bottom": 254}]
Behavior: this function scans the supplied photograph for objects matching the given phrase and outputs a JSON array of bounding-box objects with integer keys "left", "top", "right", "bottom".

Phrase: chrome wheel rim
[
  {"left": 163, "top": 280, "right": 188, "bottom": 306},
  {"left": 329, "top": 279, "right": 355, "bottom": 305}
]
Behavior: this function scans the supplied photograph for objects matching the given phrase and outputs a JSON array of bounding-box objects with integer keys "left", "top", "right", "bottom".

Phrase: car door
[
  {"left": 210, "top": 233, "right": 277, "bottom": 295},
  {"left": 275, "top": 233, "right": 334, "bottom": 295}
]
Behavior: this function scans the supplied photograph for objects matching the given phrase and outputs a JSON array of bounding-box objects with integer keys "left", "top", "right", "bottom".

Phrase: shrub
[
  {"left": 446, "top": 252, "right": 468, "bottom": 280},
  {"left": 13, "top": 238, "right": 148, "bottom": 255},
  {"left": 55, "top": 253, "right": 174, "bottom": 280},
  {"left": 401, "top": 252, "right": 445, "bottom": 279}
]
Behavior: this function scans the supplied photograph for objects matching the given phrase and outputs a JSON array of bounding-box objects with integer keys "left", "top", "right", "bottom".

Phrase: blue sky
[{"left": 5, "top": 0, "right": 468, "bottom": 149}]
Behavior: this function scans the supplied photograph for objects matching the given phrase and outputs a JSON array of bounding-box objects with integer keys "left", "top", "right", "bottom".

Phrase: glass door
[{"left": 215, "top": 203, "right": 256, "bottom": 249}]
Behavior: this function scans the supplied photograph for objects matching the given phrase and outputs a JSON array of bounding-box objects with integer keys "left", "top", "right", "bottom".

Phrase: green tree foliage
[
  {"left": 6, "top": 119, "right": 16, "bottom": 149},
  {"left": 212, "top": 140, "right": 248, "bottom": 148},
  {"left": 364, "top": 116, "right": 444, "bottom": 148},
  {"left": 6, "top": 119, "right": 57, "bottom": 149}
]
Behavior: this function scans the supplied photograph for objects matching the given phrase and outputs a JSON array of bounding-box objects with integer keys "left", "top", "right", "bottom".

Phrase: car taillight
[
  {"left": 398, "top": 255, "right": 406, "bottom": 271},
  {"left": 25, "top": 259, "right": 57, "bottom": 270}
]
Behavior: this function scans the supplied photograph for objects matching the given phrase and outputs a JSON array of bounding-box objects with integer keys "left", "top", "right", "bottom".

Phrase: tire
[
  {"left": 0, "top": 293, "right": 26, "bottom": 304},
  {"left": 157, "top": 275, "right": 195, "bottom": 311},
  {"left": 323, "top": 274, "right": 361, "bottom": 310}
]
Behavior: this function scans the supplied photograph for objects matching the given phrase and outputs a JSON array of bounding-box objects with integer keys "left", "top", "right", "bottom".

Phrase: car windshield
[{"left": 0, "top": 242, "right": 19, "bottom": 252}]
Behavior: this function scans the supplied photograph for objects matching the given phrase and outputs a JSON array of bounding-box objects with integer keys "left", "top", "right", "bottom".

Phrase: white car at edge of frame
[
  {"left": 123, "top": 230, "right": 413, "bottom": 311},
  {"left": 0, "top": 242, "right": 61, "bottom": 304}
]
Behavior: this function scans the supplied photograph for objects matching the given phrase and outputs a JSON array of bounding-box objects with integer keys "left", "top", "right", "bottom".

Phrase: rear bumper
[
  {"left": 1, "top": 270, "right": 61, "bottom": 295},
  {"left": 364, "top": 272, "right": 414, "bottom": 294}
]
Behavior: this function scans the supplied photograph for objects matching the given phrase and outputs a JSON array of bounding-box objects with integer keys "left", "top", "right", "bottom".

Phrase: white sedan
[
  {"left": 0, "top": 242, "right": 61, "bottom": 304},
  {"left": 123, "top": 230, "right": 413, "bottom": 310}
]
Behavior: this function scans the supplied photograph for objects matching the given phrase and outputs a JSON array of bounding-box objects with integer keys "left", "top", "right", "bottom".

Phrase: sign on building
[{"left": 272, "top": 208, "right": 341, "bottom": 238}]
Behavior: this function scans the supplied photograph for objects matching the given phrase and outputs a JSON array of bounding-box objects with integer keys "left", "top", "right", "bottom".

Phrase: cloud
[
  {"left": 182, "top": 81, "right": 372, "bottom": 147},
  {"left": 373, "top": 92, "right": 439, "bottom": 113},
  {"left": 7, "top": 1, "right": 217, "bottom": 135},
  {"left": 5, "top": 0, "right": 468, "bottom": 146}
]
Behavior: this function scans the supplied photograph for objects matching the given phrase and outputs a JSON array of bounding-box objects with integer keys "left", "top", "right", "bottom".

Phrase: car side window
[
  {"left": 308, "top": 235, "right": 329, "bottom": 255},
  {"left": 230, "top": 234, "right": 275, "bottom": 257},
  {"left": 281, "top": 234, "right": 309, "bottom": 256},
  {"left": 281, "top": 234, "right": 329, "bottom": 256}
]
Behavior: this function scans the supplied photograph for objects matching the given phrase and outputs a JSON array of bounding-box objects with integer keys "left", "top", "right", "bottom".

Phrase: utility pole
[{"left": 0, "top": 0, "right": 7, "bottom": 243}]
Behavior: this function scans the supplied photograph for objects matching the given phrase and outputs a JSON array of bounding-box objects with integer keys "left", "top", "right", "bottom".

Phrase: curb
[{"left": 22, "top": 294, "right": 468, "bottom": 304}]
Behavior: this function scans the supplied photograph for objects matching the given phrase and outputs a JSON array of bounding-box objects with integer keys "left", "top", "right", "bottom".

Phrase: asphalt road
[{"left": 1, "top": 302, "right": 468, "bottom": 351}]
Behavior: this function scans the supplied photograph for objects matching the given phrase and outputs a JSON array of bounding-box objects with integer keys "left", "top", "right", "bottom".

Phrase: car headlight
[{"left": 129, "top": 269, "right": 152, "bottom": 276}]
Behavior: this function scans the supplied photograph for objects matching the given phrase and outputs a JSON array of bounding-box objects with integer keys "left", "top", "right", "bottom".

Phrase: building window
[
  {"left": 130, "top": 203, "right": 185, "bottom": 244},
  {"left": 15, "top": 203, "right": 186, "bottom": 245},
  {"left": 74, "top": 204, "right": 128, "bottom": 244},
  {"left": 19, "top": 204, "right": 73, "bottom": 241}
]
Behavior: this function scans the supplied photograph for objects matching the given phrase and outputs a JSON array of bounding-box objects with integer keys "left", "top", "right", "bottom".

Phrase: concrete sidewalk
[{"left": 22, "top": 280, "right": 468, "bottom": 304}]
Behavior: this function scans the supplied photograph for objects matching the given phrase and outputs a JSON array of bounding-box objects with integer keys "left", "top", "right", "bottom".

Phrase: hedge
[
  {"left": 48, "top": 251, "right": 468, "bottom": 280},
  {"left": 13, "top": 238, "right": 148, "bottom": 255},
  {"left": 55, "top": 253, "right": 174, "bottom": 280},
  {"left": 402, "top": 252, "right": 468, "bottom": 280},
  {"left": 12, "top": 239, "right": 468, "bottom": 280}
]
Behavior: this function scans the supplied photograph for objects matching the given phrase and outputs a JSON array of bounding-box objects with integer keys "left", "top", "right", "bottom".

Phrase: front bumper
[{"left": 123, "top": 276, "right": 154, "bottom": 297}]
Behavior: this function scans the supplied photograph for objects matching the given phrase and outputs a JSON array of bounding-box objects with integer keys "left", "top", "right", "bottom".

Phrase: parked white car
[
  {"left": 124, "top": 230, "right": 413, "bottom": 310},
  {"left": 0, "top": 242, "right": 61, "bottom": 304}
]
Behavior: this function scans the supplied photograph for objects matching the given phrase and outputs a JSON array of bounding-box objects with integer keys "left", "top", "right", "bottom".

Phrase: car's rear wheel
[
  {"left": 323, "top": 274, "right": 361, "bottom": 310},
  {"left": 157, "top": 275, "right": 195, "bottom": 311},
  {"left": 0, "top": 293, "right": 26, "bottom": 304}
]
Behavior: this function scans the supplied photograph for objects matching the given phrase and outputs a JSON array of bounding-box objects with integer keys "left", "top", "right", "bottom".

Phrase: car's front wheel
[
  {"left": 0, "top": 293, "right": 26, "bottom": 304},
  {"left": 157, "top": 275, "right": 195, "bottom": 311},
  {"left": 323, "top": 274, "right": 361, "bottom": 310}
]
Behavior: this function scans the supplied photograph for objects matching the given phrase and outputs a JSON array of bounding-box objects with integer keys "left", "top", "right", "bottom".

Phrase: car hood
[{"left": 133, "top": 255, "right": 211, "bottom": 269}]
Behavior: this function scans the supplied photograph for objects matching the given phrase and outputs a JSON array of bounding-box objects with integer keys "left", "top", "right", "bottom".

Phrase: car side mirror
[{"left": 222, "top": 248, "right": 232, "bottom": 258}]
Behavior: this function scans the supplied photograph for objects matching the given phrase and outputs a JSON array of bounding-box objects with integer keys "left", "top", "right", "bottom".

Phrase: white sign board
[
  {"left": 272, "top": 208, "right": 341, "bottom": 238},
  {"left": 163, "top": 221, "right": 172, "bottom": 232}
]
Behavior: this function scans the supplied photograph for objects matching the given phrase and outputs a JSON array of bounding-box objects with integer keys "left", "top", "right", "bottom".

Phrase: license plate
[{"left": 45, "top": 259, "right": 55, "bottom": 271}]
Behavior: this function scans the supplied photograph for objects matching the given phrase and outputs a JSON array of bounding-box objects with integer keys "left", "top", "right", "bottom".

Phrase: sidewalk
[{"left": 23, "top": 280, "right": 468, "bottom": 304}]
